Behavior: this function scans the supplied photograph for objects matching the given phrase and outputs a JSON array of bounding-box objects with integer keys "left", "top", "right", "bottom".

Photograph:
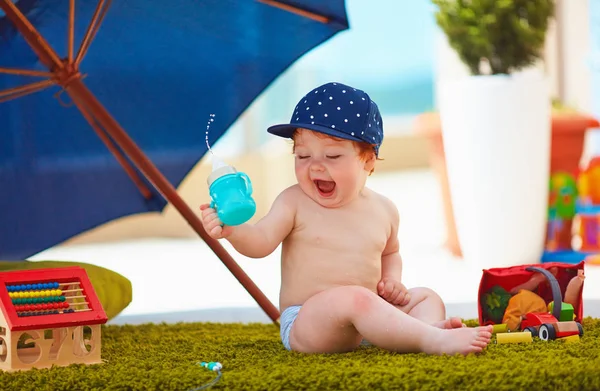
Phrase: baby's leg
[
  {"left": 289, "top": 285, "right": 492, "bottom": 355},
  {"left": 398, "top": 287, "right": 465, "bottom": 329}
]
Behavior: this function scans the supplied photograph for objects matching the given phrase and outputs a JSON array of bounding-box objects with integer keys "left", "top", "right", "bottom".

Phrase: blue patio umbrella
[{"left": 0, "top": 0, "right": 349, "bottom": 323}]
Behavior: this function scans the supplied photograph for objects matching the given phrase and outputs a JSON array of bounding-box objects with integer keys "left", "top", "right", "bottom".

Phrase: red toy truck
[{"left": 518, "top": 266, "right": 583, "bottom": 341}]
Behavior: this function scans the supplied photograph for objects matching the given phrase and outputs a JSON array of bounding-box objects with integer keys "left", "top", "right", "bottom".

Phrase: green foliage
[
  {"left": 432, "top": 0, "right": 555, "bottom": 75},
  {"left": 1, "top": 318, "right": 599, "bottom": 390}
]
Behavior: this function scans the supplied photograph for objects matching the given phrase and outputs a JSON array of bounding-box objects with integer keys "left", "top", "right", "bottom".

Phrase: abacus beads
[
  {"left": 5, "top": 281, "right": 87, "bottom": 317},
  {"left": 7, "top": 282, "right": 60, "bottom": 291}
]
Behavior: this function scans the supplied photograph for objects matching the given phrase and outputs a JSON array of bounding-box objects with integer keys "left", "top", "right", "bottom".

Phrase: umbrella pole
[{"left": 64, "top": 78, "right": 281, "bottom": 325}]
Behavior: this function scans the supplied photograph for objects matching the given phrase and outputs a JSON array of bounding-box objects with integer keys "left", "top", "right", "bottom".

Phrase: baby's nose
[{"left": 310, "top": 161, "right": 325, "bottom": 171}]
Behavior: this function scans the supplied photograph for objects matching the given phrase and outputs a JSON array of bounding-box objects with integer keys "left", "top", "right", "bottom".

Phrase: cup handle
[{"left": 238, "top": 172, "right": 253, "bottom": 196}]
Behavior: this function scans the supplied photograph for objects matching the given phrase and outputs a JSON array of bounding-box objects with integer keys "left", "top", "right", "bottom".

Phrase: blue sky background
[{"left": 285, "top": 0, "right": 437, "bottom": 116}]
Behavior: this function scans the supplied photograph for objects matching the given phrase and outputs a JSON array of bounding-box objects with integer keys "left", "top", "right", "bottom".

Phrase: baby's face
[{"left": 293, "top": 129, "right": 374, "bottom": 208}]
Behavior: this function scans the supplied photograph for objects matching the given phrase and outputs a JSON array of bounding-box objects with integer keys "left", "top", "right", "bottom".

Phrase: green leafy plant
[{"left": 432, "top": 0, "right": 555, "bottom": 75}]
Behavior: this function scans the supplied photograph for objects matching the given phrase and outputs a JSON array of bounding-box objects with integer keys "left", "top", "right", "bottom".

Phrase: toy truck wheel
[
  {"left": 524, "top": 326, "right": 538, "bottom": 337},
  {"left": 577, "top": 322, "right": 584, "bottom": 337},
  {"left": 538, "top": 324, "right": 557, "bottom": 341}
]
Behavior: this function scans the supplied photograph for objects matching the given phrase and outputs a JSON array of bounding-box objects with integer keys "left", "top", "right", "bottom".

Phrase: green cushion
[{"left": 0, "top": 260, "right": 132, "bottom": 320}]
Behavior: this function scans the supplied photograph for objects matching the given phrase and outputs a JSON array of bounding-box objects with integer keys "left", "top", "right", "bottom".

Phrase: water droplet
[{"left": 205, "top": 113, "right": 216, "bottom": 155}]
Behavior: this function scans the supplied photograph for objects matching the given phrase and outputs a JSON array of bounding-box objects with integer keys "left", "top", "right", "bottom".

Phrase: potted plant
[{"left": 429, "top": 0, "right": 556, "bottom": 268}]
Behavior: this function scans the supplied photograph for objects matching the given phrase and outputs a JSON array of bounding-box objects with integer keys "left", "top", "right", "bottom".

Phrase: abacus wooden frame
[{"left": 0, "top": 266, "right": 107, "bottom": 331}]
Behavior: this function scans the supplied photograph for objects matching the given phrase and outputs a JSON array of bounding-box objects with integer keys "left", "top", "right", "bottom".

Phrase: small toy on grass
[
  {"left": 0, "top": 266, "right": 108, "bottom": 372},
  {"left": 188, "top": 361, "right": 223, "bottom": 390},
  {"left": 491, "top": 323, "right": 508, "bottom": 334},
  {"left": 496, "top": 331, "right": 533, "bottom": 344}
]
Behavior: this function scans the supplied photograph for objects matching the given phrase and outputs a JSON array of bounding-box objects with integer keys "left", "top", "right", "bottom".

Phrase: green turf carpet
[{"left": 1, "top": 318, "right": 599, "bottom": 390}]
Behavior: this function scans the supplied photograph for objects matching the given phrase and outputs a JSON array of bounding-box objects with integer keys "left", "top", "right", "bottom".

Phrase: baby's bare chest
[{"left": 292, "top": 208, "right": 389, "bottom": 254}]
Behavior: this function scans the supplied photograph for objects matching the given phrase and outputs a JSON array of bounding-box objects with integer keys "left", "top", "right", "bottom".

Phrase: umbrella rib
[
  {"left": 68, "top": 0, "right": 75, "bottom": 63},
  {"left": 0, "top": 67, "right": 53, "bottom": 78},
  {"left": 0, "top": 79, "right": 55, "bottom": 104},
  {"left": 256, "top": 0, "right": 329, "bottom": 23},
  {"left": 74, "top": 0, "right": 112, "bottom": 68},
  {"left": 76, "top": 102, "right": 154, "bottom": 200},
  {"left": 0, "top": 0, "right": 64, "bottom": 70}
]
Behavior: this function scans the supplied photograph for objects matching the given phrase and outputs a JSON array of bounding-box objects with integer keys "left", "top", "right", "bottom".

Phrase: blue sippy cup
[{"left": 207, "top": 163, "right": 256, "bottom": 226}]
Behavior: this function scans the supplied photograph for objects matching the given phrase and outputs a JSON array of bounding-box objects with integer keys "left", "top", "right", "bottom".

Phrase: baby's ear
[{"left": 363, "top": 152, "right": 376, "bottom": 172}]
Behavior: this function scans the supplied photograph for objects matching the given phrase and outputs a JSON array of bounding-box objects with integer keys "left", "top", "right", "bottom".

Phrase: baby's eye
[
  {"left": 326, "top": 155, "right": 341, "bottom": 159},
  {"left": 297, "top": 155, "right": 310, "bottom": 160}
]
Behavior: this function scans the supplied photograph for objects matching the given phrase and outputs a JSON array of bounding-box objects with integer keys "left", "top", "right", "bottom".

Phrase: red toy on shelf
[{"left": 0, "top": 266, "right": 108, "bottom": 372}]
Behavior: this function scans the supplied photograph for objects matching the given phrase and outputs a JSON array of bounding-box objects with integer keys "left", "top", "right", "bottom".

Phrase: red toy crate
[{"left": 478, "top": 261, "right": 585, "bottom": 326}]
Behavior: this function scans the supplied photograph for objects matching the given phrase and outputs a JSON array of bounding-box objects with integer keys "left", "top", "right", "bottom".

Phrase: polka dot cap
[{"left": 267, "top": 82, "right": 384, "bottom": 156}]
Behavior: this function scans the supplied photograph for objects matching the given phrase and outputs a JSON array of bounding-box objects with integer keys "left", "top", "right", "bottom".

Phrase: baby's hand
[
  {"left": 200, "top": 203, "right": 234, "bottom": 239},
  {"left": 377, "top": 277, "right": 411, "bottom": 306}
]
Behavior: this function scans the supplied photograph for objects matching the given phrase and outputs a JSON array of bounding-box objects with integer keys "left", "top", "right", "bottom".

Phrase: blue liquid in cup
[{"left": 209, "top": 171, "right": 256, "bottom": 226}]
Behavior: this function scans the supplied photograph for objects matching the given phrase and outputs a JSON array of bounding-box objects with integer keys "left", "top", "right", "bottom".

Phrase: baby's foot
[
  {"left": 431, "top": 317, "right": 465, "bottom": 329},
  {"left": 426, "top": 325, "right": 493, "bottom": 356}
]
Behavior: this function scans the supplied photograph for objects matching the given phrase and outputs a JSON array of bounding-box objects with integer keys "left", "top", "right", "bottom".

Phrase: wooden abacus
[{"left": 0, "top": 266, "right": 108, "bottom": 372}]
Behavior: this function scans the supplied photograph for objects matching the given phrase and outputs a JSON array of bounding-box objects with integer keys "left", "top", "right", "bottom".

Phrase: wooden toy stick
[
  {"left": 492, "top": 324, "right": 508, "bottom": 334},
  {"left": 62, "top": 288, "right": 83, "bottom": 294},
  {"left": 496, "top": 331, "right": 533, "bottom": 344}
]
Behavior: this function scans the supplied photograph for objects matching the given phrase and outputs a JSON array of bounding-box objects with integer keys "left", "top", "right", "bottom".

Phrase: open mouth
[{"left": 314, "top": 180, "right": 336, "bottom": 197}]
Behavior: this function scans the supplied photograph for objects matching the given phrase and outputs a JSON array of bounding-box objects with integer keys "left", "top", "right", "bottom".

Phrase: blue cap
[{"left": 267, "top": 82, "right": 384, "bottom": 155}]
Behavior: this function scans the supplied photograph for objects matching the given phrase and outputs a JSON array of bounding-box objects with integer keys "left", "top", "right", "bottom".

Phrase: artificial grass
[{"left": 1, "top": 318, "right": 599, "bottom": 390}]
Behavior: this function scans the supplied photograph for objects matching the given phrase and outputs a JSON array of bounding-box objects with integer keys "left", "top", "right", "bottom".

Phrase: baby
[{"left": 200, "top": 82, "right": 492, "bottom": 355}]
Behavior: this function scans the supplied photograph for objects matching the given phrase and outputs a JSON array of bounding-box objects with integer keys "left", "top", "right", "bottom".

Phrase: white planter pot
[{"left": 439, "top": 72, "right": 551, "bottom": 269}]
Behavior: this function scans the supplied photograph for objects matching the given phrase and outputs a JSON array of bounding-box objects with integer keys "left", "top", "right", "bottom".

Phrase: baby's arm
[
  {"left": 377, "top": 198, "right": 411, "bottom": 305},
  {"left": 380, "top": 199, "right": 403, "bottom": 281},
  {"left": 223, "top": 186, "right": 296, "bottom": 258}
]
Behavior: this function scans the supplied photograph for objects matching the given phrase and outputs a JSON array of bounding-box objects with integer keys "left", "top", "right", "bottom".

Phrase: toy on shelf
[
  {"left": 0, "top": 266, "right": 108, "bottom": 372},
  {"left": 480, "top": 264, "right": 585, "bottom": 344},
  {"left": 205, "top": 114, "right": 256, "bottom": 226},
  {"left": 546, "top": 172, "right": 578, "bottom": 252},
  {"left": 543, "top": 154, "right": 600, "bottom": 264}
]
